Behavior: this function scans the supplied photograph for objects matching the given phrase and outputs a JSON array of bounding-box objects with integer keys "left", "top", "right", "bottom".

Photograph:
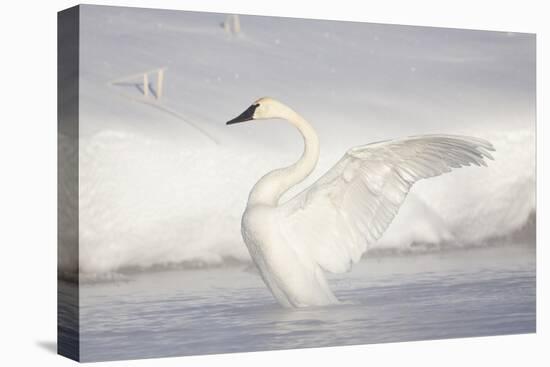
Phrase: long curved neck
[{"left": 248, "top": 110, "right": 319, "bottom": 207}]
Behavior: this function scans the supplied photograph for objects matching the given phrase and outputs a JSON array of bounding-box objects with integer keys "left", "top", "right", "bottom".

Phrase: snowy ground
[{"left": 63, "top": 5, "right": 537, "bottom": 275}]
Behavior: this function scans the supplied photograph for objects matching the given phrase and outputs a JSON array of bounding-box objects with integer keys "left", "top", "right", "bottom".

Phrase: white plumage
[{"left": 227, "top": 97, "right": 495, "bottom": 308}]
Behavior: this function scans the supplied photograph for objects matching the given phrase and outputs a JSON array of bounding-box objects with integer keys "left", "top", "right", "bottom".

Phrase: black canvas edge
[{"left": 57, "top": 5, "right": 80, "bottom": 362}]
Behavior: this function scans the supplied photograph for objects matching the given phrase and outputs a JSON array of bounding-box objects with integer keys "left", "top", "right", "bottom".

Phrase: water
[{"left": 76, "top": 245, "right": 535, "bottom": 362}]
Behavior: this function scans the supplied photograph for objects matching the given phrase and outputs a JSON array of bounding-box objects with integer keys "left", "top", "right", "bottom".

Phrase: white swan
[{"left": 226, "top": 97, "right": 495, "bottom": 308}]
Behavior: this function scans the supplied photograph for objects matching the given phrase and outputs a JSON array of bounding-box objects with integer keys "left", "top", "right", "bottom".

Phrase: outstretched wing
[{"left": 278, "top": 135, "right": 495, "bottom": 274}]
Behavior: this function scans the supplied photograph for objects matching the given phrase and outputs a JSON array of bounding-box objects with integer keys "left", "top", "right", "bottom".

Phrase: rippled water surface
[{"left": 77, "top": 245, "right": 535, "bottom": 362}]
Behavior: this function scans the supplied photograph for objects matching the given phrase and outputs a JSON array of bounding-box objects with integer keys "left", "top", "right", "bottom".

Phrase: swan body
[{"left": 227, "top": 97, "right": 495, "bottom": 308}]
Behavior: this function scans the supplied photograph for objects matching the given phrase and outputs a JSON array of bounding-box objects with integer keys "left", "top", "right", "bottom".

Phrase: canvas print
[{"left": 58, "top": 5, "right": 536, "bottom": 362}]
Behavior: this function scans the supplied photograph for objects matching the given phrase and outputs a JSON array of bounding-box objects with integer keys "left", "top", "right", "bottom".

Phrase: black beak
[{"left": 226, "top": 104, "right": 259, "bottom": 125}]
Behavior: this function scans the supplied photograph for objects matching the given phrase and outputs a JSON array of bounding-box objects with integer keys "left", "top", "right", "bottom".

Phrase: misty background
[{"left": 60, "top": 5, "right": 535, "bottom": 277}]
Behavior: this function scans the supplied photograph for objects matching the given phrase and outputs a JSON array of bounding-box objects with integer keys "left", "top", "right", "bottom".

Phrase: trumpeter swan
[{"left": 226, "top": 97, "right": 494, "bottom": 308}]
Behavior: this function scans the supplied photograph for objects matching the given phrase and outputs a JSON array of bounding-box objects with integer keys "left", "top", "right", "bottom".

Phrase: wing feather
[{"left": 279, "top": 135, "right": 494, "bottom": 274}]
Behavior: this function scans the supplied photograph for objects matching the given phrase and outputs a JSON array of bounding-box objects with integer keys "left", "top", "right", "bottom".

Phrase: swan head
[{"left": 226, "top": 97, "right": 290, "bottom": 125}]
